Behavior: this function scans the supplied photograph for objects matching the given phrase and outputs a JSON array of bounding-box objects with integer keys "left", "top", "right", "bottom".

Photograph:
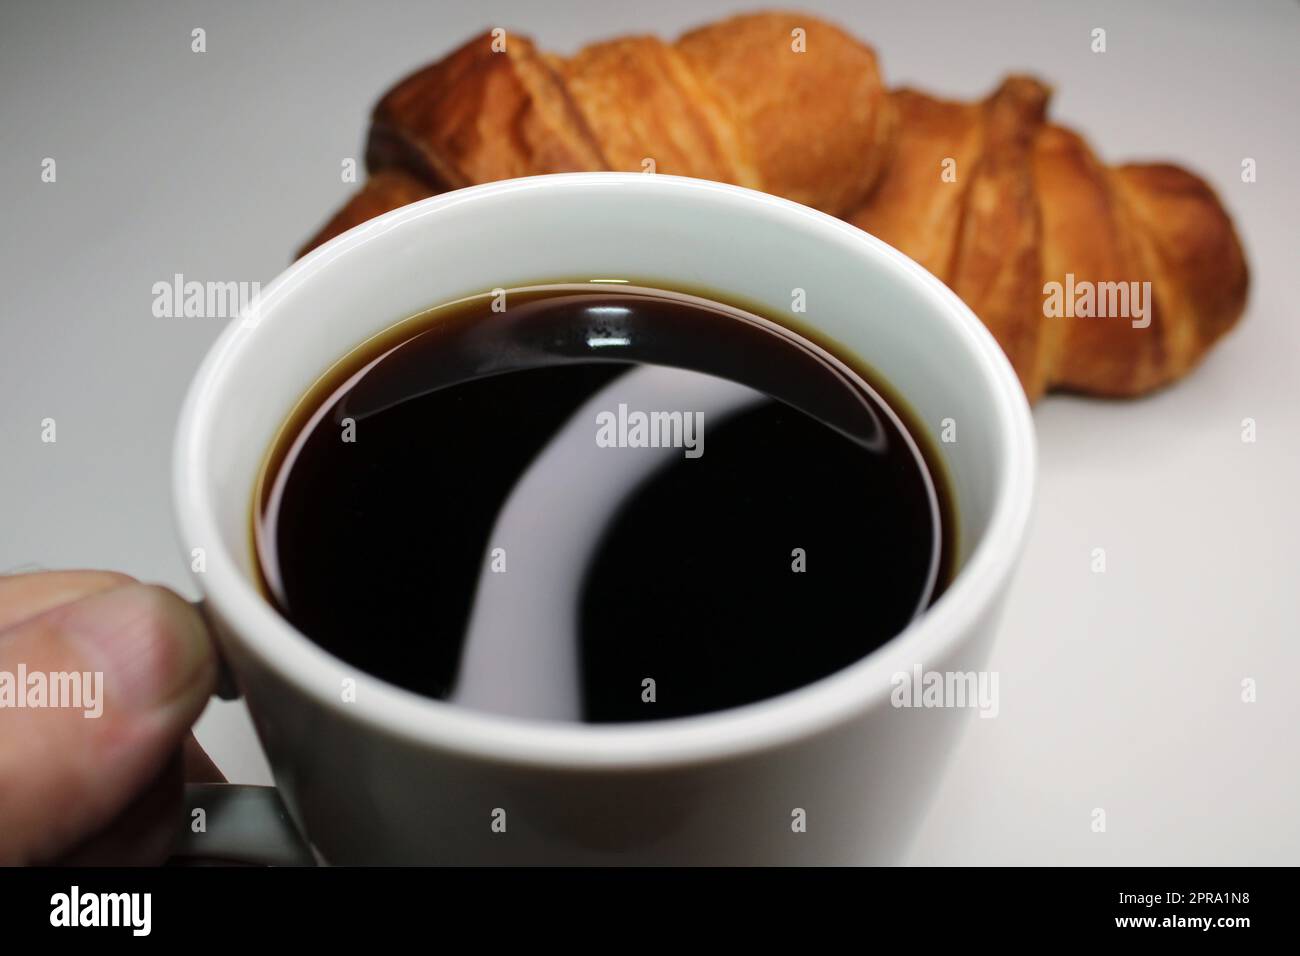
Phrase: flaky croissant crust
[{"left": 302, "top": 11, "right": 1249, "bottom": 402}]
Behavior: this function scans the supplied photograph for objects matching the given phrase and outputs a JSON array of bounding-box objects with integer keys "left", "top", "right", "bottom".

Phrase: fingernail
[{"left": 63, "top": 585, "right": 214, "bottom": 713}]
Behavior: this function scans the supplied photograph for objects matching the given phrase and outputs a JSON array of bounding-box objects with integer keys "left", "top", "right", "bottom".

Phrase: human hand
[{"left": 0, "top": 571, "right": 218, "bottom": 864}]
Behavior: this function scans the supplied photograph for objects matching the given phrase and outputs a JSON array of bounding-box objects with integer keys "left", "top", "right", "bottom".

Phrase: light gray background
[{"left": 1, "top": 0, "right": 1296, "bottom": 864}]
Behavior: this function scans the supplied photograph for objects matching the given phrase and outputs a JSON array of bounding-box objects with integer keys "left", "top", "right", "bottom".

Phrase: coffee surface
[{"left": 256, "top": 284, "right": 953, "bottom": 722}]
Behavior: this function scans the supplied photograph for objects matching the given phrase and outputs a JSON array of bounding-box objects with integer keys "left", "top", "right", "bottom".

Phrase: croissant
[{"left": 301, "top": 11, "right": 1249, "bottom": 402}]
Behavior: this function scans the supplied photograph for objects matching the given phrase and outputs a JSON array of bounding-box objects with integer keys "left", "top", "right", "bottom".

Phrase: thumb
[{"left": 0, "top": 581, "right": 215, "bottom": 864}]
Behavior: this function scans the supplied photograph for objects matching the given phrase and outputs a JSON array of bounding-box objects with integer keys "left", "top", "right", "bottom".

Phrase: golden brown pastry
[{"left": 300, "top": 11, "right": 1248, "bottom": 402}]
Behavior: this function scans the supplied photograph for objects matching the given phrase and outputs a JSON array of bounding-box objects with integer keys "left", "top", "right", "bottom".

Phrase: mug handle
[
  {"left": 194, "top": 599, "right": 241, "bottom": 702},
  {"left": 174, "top": 601, "right": 316, "bottom": 866},
  {"left": 174, "top": 784, "right": 316, "bottom": 866}
]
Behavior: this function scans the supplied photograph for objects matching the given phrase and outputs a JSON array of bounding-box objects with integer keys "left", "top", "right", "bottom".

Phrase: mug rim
[{"left": 174, "top": 172, "right": 1035, "bottom": 771}]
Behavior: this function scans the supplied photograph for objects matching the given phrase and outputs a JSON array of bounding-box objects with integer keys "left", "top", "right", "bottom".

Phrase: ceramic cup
[{"left": 172, "top": 173, "right": 1035, "bottom": 865}]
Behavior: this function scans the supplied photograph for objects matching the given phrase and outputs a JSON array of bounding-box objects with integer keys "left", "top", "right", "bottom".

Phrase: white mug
[{"left": 172, "top": 173, "right": 1035, "bottom": 865}]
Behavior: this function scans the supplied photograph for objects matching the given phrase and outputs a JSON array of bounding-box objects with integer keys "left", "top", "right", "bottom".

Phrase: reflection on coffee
[{"left": 254, "top": 284, "right": 955, "bottom": 722}]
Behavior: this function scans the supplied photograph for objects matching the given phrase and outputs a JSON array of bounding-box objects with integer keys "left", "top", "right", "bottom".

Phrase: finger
[
  {"left": 0, "top": 570, "right": 137, "bottom": 632},
  {"left": 0, "top": 583, "right": 216, "bottom": 865},
  {"left": 55, "top": 750, "right": 185, "bottom": 866}
]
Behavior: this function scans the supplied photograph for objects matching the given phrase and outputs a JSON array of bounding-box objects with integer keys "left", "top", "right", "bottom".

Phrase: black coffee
[{"left": 255, "top": 284, "right": 954, "bottom": 722}]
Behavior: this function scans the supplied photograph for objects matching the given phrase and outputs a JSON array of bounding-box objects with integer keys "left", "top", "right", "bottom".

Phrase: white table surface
[{"left": 1, "top": 0, "right": 1295, "bottom": 864}]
